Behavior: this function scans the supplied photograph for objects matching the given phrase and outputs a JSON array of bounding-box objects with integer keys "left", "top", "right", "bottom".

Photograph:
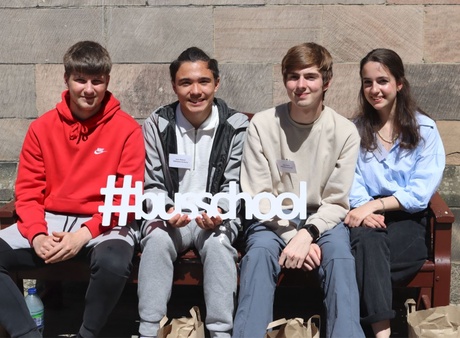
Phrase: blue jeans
[{"left": 232, "top": 221, "right": 364, "bottom": 338}]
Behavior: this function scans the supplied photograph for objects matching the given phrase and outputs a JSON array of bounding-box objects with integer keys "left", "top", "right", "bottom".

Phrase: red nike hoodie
[{"left": 15, "top": 90, "right": 145, "bottom": 244}]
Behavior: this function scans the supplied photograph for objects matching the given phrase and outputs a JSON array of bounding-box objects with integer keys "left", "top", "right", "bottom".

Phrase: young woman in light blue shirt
[{"left": 344, "top": 48, "right": 445, "bottom": 338}]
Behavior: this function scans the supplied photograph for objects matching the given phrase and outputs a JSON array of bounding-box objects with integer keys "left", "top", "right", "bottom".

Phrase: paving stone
[
  {"left": 324, "top": 63, "right": 361, "bottom": 119},
  {"left": 0, "top": 0, "right": 37, "bottom": 7},
  {"left": 214, "top": 6, "right": 322, "bottom": 63},
  {"left": 0, "top": 65, "right": 36, "bottom": 118},
  {"left": 38, "top": 0, "right": 145, "bottom": 5},
  {"left": 110, "top": 64, "right": 176, "bottom": 120},
  {"left": 106, "top": 7, "right": 213, "bottom": 63},
  {"left": 0, "top": 8, "right": 104, "bottom": 63},
  {"left": 148, "top": 0, "right": 263, "bottom": 4},
  {"left": 451, "top": 209, "right": 460, "bottom": 263},
  {"left": 35, "top": 64, "right": 66, "bottom": 116},
  {"left": 0, "top": 119, "right": 32, "bottom": 162},
  {"left": 437, "top": 121, "right": 460, "bottom": 166},
  {"left": 267, "top": 0, "right": 383, "bottom": 3},
  {"left": 439, "top": 165, "right": 460, "bottom": 207},
  {"left": 425, "top": 6, "right": 460, "bottom": 62},
  {"left": 390, "top": 0, "right": 460, "bottom": 5},
  {"left": 218, "top": 63, "right": 273, "bottom": 114},
  {"left": 407, "top": 64, "right": 460, "bottom": 121},
  {"left": 0, "top": 162, "right": 17, "bottom": 202},
  {"left": 323, "top": 5, "right": 424, "bottom": 63}
]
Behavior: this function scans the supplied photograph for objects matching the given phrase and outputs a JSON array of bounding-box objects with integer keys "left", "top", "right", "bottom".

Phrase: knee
[
  {"left": 200, "top": 233, "right": 237, "bottom": 260},
  {"left": 92, "top": 240, "right": 133, "bottom": 277},
  {"left": 241, "top": 246, "right": 280, "bottom": 278},
  {"left": 141, "top": 227, "right": 173, "bottom": 253},
  {"left": 351, "top": 228, "right": 387, "bottom": 254}
]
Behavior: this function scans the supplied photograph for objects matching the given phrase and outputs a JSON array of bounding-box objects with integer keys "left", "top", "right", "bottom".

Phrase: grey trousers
[
  {"left": 0, "top": 212, "right": 137, "bottom": 338},
  {"left": 138, "top": 219, "right": 239, "bottom": 338},
  {"left": 232, "top": 222, "right": 364, "bottom": 338}
]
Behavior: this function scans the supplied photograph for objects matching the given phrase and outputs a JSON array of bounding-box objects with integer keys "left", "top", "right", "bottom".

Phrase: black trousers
[
  {"left": 350, "top": 210, "right": 428, "bottom": 325},
  {"left": 0, "top": 239, "right": 133, "bottom": 338}
]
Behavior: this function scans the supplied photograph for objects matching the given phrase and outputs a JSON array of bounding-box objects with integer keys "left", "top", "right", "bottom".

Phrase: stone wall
[{"left": 0, "top": 1, "right": 459, "bottom": 265}]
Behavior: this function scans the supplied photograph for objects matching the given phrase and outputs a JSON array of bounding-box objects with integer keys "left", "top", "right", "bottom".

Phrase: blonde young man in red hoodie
[{"left": 0, "top": 41, "right": 145, "bottom": 338}]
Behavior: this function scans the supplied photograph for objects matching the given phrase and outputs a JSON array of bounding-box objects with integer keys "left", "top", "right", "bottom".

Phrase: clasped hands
[
  {"left": 279, "top": 228, "right": 321, "bottom": 271},
  {"left": 32, "top": 226, "right": 92, "bottom": 264},
  {"left": 345, "top": 203, "right": 386, "bottom": 229}
]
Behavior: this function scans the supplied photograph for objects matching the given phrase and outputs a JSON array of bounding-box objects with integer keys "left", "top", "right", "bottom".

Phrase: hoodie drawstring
[{"left": 69, "top": 123, "right": 89, "bottom": 144}]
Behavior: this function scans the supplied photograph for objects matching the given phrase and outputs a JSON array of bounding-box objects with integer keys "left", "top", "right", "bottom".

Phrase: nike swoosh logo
[{"left": 94, "top": 148, "right": 106, "bottom": 155}]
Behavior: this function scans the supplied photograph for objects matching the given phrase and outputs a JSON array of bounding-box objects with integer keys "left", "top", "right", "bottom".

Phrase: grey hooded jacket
[{"left": 142, "top": 98, "right": 249, "bottom": 224}]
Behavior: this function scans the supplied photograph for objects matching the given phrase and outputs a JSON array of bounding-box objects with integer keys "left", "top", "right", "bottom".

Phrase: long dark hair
[{"left": 355, "top": 48, "right": 426, "bottom": 151}]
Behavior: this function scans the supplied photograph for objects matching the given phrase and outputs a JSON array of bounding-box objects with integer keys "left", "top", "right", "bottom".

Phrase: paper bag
[
  {"left": 406, "top": 299, "right": 460, "bottom": 338},
  {"left": 157, "top": 306, "right": 205, "bottom": 338},
  {"left": 265, "top": 315, "right": 320, "bottom": 338}
]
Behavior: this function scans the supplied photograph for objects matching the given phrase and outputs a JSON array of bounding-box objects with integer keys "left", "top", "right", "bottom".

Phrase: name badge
[
  {"left": 169, "top": 154, "right": 192, "bottom": 169},
  {"left": 276, "top": 159, "right": 297, "bottom": 173}
]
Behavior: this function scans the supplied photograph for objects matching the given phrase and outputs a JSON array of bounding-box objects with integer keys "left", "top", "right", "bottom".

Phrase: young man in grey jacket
[{"left": 138, "top": 47, "right": 249, "bottom": 338}]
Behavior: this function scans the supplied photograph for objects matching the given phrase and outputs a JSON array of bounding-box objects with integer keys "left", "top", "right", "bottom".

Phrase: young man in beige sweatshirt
[{"left": 232, "top": 42, "right": 364, "bottom": 338}]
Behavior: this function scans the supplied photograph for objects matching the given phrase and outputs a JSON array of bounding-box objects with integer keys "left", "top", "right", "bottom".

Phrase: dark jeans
[{"left": 350, "top": 210, "right": 428, "bottom": 325}]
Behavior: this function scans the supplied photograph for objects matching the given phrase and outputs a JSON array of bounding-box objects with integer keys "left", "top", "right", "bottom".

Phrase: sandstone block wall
[{"left": 0, "top": 1, "right": 459, "bottom": 266}]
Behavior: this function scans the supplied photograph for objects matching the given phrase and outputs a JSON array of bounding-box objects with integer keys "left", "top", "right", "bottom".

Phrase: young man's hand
[
  {"left": 32, "top": 234, "right": 60, "bottom": 261},
  {"left": 41, "top": 227, "right": 92, "bottom": 264},
  {"left": 303, "top": 243, "right": 321, "bottom": 271},
  {"left": 195, "top": 208, "right": 223, "bottom": 230},
  {"left": 166, "top": 207, "right": 191, "bottom": 228},
  {"left": 279, "top": 228, "right": 314, "bottom": 269}
]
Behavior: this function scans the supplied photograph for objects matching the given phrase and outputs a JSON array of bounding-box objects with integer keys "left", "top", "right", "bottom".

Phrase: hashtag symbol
[{"left": 98, "top": 175, "right": 143, "bottom": 226}]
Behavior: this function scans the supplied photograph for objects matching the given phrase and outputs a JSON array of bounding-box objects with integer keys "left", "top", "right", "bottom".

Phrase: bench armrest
[
  {"left": 428, "top": 191, "right": 454, "bottom": 307},
  {"left": 0, "top": 200, "right": 16, "bottom": 229}
]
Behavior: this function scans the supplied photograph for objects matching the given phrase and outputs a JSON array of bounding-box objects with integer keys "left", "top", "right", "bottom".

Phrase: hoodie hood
[{"left": 56, "top": 90, "right": 120, "bottom": 144}]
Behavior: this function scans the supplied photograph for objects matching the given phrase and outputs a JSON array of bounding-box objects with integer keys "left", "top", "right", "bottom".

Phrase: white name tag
[
  {"left": 169, "top": 154, "right": 192, "bottom": 169},
  {"left": 276, "top": 159, "right": 297, "bottom": 173}
]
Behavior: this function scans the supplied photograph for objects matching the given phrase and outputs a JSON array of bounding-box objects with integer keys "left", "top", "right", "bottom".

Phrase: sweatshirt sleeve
[
  {"left": 15, "top": 124, "right": 49, "bottom": 244},
  {"left": 240, "top": 119, "right": 276, "bottom": 199},
  {"left": 305, "top": 126, "right": 361, "bottom": 235},
  {"left": 83, "top": 125, "right": 145, "bottom": 238}
]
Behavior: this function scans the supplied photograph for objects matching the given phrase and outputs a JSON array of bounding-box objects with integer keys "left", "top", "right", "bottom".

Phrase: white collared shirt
[{"left": 175, "top": 104, "right": 219, "bottom": 194}]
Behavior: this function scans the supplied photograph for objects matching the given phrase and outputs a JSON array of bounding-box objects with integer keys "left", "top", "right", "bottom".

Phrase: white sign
[{"left": 99, "top": 175, "right": 307, "bottom": 226}]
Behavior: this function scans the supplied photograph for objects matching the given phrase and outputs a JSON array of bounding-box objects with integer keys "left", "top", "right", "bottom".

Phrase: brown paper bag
[
  {"left": 405, "top": 299, "right": 460, "bottom": 337},
  {"left": 265, "top": 315, "right": 320, "bottom": 338},
  {"left": 157, "top": 306, "right": 205, "bottom": 338}
]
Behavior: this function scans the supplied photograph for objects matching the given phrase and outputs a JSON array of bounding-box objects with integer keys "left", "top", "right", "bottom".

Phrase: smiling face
[
  {"left": 284, "top": 66, "right": 330, "bottom": 117},
  {"left": 65, "top": 72, "right": 109, "bottom": 121},
  {"left": 172, "top": 61, "right": 220, "bottom": 128},
  {"left": 361, "top": 61, "right": 402, "bottom": 116}
]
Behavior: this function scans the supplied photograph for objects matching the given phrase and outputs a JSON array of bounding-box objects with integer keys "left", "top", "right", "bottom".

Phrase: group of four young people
[{"left": 0, "top": 40, "right": 445, "bottom": 338}]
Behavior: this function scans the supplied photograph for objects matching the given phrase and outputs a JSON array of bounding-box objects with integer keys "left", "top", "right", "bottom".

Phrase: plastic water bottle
[{"left": 24, "top": 287, "right": 44, "bottom": 334}]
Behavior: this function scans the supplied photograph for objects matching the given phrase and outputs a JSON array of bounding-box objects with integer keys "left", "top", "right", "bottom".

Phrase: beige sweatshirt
[{"left": 240, "top": 103, "right": 360, "bottom": 243}]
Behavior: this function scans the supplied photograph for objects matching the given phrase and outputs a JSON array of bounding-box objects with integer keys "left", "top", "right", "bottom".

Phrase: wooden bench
[{"left": 0, "top": 191, "right": 454, "bottom": 310}]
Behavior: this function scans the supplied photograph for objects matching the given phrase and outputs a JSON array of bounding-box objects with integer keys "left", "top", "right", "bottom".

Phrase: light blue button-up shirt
[{"left": 349, "top": 113, "right": 445, "bottom": 213}]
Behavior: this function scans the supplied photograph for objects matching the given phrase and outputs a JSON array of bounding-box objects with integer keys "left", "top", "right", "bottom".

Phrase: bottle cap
[{"left": 27, "top": 287, "right": 37, "bottom": 295}]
